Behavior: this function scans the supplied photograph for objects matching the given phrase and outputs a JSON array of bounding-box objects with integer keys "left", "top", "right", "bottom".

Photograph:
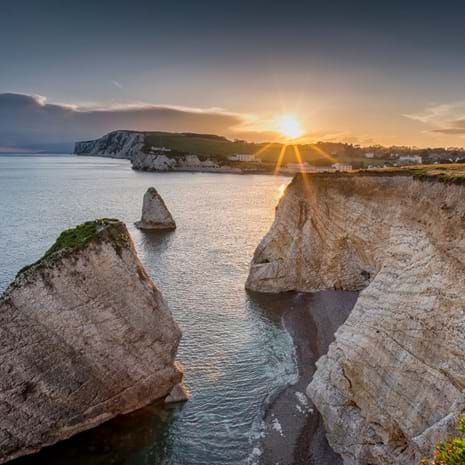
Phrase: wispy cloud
[
  {"left": 111, "top": 80, "right": 123, "bottom": 89},
  {"left": 404, "top": 101, "right": 465, "bottom": 136}
]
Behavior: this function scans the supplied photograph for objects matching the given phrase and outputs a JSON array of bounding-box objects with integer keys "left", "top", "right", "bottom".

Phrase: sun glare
[{"left": 276, "top": 114, "right": 304, "bottom": 139}]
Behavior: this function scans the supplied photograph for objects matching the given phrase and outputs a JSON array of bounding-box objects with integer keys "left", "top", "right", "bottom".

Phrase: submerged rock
[
  {"left": 247, "top": 173, "right": 465, "bottom": 465},
  {"left": 135, "top": 187, "right": 176, "bottom": 230},
  {"left": 0, "top": 219, "right": 185, "bottom": 463},
  {"left": 165, "top": 382, "right": 190, "bottom": 403}
]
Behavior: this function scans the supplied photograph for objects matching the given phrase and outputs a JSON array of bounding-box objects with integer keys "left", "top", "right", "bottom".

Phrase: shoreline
[
  {"left": 75, "top": 153, "right": 295, "bottom": 176},
  {"left": 259, "top": 290, "right": 359, "bottom": 465}
]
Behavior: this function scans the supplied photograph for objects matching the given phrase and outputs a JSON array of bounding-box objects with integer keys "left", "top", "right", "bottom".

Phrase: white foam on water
[
  {"left": 271, "top": 418, "right": 284, "bottom": 437},
  {"left": 246, "top": 322, "right": 298, "bottom": 463}
]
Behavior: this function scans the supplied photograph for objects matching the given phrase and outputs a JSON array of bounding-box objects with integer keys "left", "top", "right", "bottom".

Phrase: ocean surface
[{"left": 0, "top": 154, "right": 299, "bottom": 465}]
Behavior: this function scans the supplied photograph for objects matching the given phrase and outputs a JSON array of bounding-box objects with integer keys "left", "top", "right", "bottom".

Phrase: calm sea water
[{"left": 0, "top": 154, "right": 298, "bottom": 465}]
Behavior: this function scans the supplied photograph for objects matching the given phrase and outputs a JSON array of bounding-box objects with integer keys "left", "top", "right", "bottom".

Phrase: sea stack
[
  {"left": 0, "top": 218, "right": 186, "bottom": 463},
  {"left": 135, "top": 187, "right": 176, "bottom": 230}
]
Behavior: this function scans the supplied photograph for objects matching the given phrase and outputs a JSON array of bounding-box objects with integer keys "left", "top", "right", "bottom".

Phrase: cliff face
[
  {"left": 132, "top": 152, "right": 222, "bottom": 171},
  {"left": 74, "top": 131, "right": 144, "bottom": 159},
  {"left": 246, "top": 174, "right": 465, "bottom": 465},
  {"left": 74, "top": 131, "right": 243, "bottom": 172},
  {"left": 0, "top": 219, "right": 184, "bottom": 463}
]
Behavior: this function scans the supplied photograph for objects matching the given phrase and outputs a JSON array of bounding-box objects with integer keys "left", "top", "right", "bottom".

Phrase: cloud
[
  {"left": 111, "top": 80, "right": 123, "bottom": 89},
  {"left": 404, "top": 102, "right": 465, "bottom": 136},
  {"left": 0, "top": 93, "right": 262, "bottom": 152}
]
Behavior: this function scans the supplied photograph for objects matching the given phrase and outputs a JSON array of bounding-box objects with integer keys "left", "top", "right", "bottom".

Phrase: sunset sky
[{"left": 2, "top": 0, "right": 465, "bottom": 150}]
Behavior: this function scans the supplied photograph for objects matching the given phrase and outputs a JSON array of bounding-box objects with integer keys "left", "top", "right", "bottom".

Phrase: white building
[
  {"left": 282, "top": 162, "right": 351, "bottom": 174},
  {"left": 399, "top": 155, "right": 422, "bottom": 165},
  {"left": 227, "top": 153, "right": 256, "bottom": 162},
  {"left": 150, "top": 146, "right": 172, "bottom": 152},
  {"left": 365, "top": 152, "right": 375, "bottom": 159},
  {"left": 332, "top": 163, "right": 352, "bottom": 172},
  {"left": 317, "top": 166, "right": 336, "bottom": 173}
]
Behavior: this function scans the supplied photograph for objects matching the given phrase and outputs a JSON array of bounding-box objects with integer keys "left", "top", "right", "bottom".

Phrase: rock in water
[
  {"left": 0, "top": 219, "right": 186, "bottom": 463},
  {"left": 246, "top": 173, "right": 465, "bottom": 465},
  {"left": 135, "top": 187, "right": 176, "bottom": 230}
]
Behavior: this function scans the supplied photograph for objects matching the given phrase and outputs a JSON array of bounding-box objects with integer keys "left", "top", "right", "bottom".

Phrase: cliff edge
[
  {"left": 246, "top": 173, "right": 465, "bottom": 465},
  {"left": 74, "top": 131, "right": 144, "bottom": 159},
  {"left": 0, "top": 219, "right": 184, "bottom": 463}
]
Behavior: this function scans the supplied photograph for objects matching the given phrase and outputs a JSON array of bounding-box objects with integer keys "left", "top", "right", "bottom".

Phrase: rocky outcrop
[
  {"left": 74, "top": 131, "right": 144, "bottom": 159},
  {"left": 132, "top": 152, "right": 223, "bottom": 171},
  {"left": 74, "top": 130, "right": 243, "bottom": 172},
  {"left": 135, "top": 187, "right": 176, "bottom": 230},
  {"left": 246, "top": 173, "right": 465, "bottom": 465},
  {"left": 0, "top": 219, "right": 185, "bottom": 463}
]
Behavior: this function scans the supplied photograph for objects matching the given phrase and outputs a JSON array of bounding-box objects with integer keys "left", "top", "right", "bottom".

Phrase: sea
[{"left": 0, "top": 153, "right": 300, "bottom": 465}]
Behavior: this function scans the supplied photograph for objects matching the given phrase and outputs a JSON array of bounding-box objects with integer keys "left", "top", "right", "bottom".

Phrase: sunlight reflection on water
[{"left": 1, "top": 154, "right": 297, "bottom": 465}]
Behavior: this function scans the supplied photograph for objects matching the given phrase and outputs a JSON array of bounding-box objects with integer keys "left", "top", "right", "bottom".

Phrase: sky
[{"left": 2, "top": 0, "right": 465, "bottom": 151}]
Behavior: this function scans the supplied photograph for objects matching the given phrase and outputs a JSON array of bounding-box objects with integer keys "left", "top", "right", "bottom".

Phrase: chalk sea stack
[
  {"left": 135, "top": 187, "right": 176, "bottom": 230},
  {"left": 0, "top": 219, "right": 186, "bottom": 463},
  {"left": 247, "top": 171, "right": 465, "bottom": 465}
]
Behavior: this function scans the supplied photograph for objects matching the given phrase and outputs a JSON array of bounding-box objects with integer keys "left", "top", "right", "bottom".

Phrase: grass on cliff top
[
  {"left": 357, "top": 164, "right": 465, "bottom": 185},
  {"left": 16, "top": 218, "right": 122, "bottom": 279},
  {"left": 45, "top": 219, "right": 121, "bottom": 257},
  {"left": 293, "top": 164, "right": 465, "bottom": 186}
]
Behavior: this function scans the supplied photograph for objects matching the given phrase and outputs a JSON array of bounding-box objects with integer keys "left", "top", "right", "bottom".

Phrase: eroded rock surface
[
  {"left": 246, "top": 174, "right": 465, "bottom": 465},
  {"left": 74, "top": 130, "right": 144, "bottom": 159},
  {"left": 0, "top": 219, "right": 184, "bottom": 463},
  {"left": 135, "top": 187, "right": 176, "bottom": 230}
]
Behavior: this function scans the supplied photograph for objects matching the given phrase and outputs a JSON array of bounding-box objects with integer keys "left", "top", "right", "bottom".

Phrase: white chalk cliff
[
  {"left": 135, "top": 187, "right": 176, "bottom": 230},
  {"left": 246, "top": 173, "right": 465, "bottom": 465},
  {"left": 0, "top": 219, "right": 185, "bottom": 463},
  {"left": 74, "top": 131, "right": 245, "bottom": 173},
  {"left": 74, "top": 130, "right": 145, "bottom": 159},
  {"left": 132, "top": 152, "right": 223, "bottom": 171}
]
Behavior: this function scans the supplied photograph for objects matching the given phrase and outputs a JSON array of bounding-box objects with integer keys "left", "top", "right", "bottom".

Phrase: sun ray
[
  {"left": 293, "top": 144, "right": 311, "bottom": 191},
  {"left": 309, "top": 143, "right": 336, "bottom": 164},
  {"left": 253, "top": 137, "right": 282, "bottom": 159},
  {"left": 273, "top": 144, "right": 288, "bottom": 175}
]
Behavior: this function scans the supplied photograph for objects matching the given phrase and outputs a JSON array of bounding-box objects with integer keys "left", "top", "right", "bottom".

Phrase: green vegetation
[
  {"left": 15, "top": 218, "right": 124, "bottom": 278},
  {"left": 44, "top": 218, "right": 120, "bottom": 257},
  {"left": 358, "top": 164, "right": 465, "bottom": 185},
  {"left": 142, "top": 131, "right": 369, "bottom": 166},
  {"left": 143, "top": 132, "right": 256, "bottom": 160},
  {"left": 421, "top": 416, "right": 465, "bottom": 465}
]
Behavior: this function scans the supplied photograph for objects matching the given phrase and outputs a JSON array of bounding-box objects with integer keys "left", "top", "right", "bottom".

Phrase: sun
[{"left": 276, "top": 114, "right": 304, "bottom": 139}]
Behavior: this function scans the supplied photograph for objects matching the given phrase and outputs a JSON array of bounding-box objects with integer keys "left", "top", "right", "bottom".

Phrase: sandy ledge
[{"left": 259, "top": 290, "right": 359, "bottom": 465}]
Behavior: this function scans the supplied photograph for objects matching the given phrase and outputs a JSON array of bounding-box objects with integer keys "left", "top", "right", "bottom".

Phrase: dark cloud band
[{"left": 0, "top": 93, "right": 249, "bottom": 152}]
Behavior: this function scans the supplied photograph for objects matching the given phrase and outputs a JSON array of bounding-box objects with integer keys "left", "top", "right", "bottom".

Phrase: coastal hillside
[
  {"left": 0, "top": 219, "right": 185, "bottom": 463},
  {"left": 246, "top": 168, "right": 465, "bottom": 465},
  {"left": 74, "top": 130, "right": 381, "bottom": 169}
]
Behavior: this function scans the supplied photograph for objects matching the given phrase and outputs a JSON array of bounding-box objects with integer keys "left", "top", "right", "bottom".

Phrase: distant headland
[{"left": 74, "top": 130, "right": 465, "bottom": 175}]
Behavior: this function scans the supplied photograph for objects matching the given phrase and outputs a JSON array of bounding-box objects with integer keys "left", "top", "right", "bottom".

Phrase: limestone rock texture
[
  {"left": 135, "top": 187, "right": 176, "bottom": 230},
  {"left": 0, "top": 219, "right": 184, "bottom": 463},
  {"left": 74, "top": 130, "right": 144, "bottom": 159},
  {"left": 74, "top": 131, "right": 242, "bottom": 173},
  {"left": 132, "top": 152, "right": 221, "bottom": 171},
  {"left": 246, "top": 174, "right": 465, "bottom": 465}
]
